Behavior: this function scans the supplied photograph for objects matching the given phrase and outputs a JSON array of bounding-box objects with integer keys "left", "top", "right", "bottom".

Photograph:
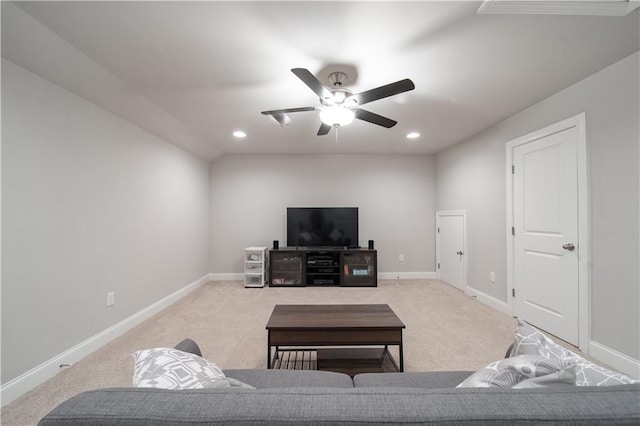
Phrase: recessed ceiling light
[
  {"left": 233, "top": 130, "right": 247, "bottom": 138},
  {"left": 406, "top": 132, "right": 420, "bottom": 139}
]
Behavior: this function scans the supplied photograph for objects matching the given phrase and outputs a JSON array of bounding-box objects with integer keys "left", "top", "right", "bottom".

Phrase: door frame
[
  {"left": 436, "top": 210, "right": 468, "bottom": 292},
  {"left": 505, "top": 112, "right": 590, "bottom": 351}
]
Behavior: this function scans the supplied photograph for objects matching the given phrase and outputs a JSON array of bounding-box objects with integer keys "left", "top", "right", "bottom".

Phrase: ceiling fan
[{"left": 261, "top": 68, "right": 415, "bottom": 136}]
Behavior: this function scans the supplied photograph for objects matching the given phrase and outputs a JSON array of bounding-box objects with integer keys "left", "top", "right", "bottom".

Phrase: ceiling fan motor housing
[{"left": 328, "top": 71, "right": 347, "bottom": 87}]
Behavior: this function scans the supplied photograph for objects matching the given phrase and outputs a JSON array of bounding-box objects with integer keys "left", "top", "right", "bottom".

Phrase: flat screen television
[{"left": 287, "top": 207, "right": 359, "bottom": 248}]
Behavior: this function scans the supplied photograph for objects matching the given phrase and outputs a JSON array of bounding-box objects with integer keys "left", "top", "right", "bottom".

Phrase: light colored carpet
[{"left": 2, "top": 279, "right": 518, "bottom": 425}]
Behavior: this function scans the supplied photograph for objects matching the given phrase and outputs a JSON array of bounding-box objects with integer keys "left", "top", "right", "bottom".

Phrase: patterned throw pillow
[
  {"left": 132, "top": 348, "right": 231, "bottom": 389},
  {"left": 512, "top": 364, "right": 577, "bottom": 389},
  {"left": 511, "top": 319, "right": 639, "bottom": 386},
  {"left": 457, "top": 354, "right": 575, "bottom": 388}
]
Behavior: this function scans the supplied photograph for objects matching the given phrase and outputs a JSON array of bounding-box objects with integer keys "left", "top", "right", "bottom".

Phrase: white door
[
  {"left": 437, "top": 211, "right": 466, "bottom": 292},
  {"left": 512, "top": 126, "right": 580, "bottom": 344}
]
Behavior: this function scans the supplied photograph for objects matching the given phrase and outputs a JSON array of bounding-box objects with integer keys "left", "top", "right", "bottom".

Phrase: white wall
[
  {"left": 436, "top": 52, "right": 639, "bottom": 361},
  {"left": 1, "top": 60, "right": 212, "bottom": 384},
  {"left": 209, "top": 154, "right": 436, "bottom": 276},
  {"left": 436, "top": 132, "right": 507, "bottom": 305}
]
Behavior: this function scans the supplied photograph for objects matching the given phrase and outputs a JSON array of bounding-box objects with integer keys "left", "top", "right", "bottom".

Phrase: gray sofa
[{"left": 39, "top": 339, "right": 640, "bottom": 425}]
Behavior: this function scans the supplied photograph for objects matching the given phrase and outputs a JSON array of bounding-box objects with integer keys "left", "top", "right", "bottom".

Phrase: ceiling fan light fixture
[{"left": 319, "top": 106, "right": 355, "bottom": 127}]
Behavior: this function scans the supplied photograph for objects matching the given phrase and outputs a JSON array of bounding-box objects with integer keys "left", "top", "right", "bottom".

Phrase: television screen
[{"left": 287, "top": 207, "right": 358, "bottom": 248}]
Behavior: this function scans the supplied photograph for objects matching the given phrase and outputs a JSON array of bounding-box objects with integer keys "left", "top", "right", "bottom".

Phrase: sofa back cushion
[
  {"left": 39, "top": 385, "right": 640, "bottom": 425},
  {"left": 353, "top": 371, "right": 473, "bottom": 388}
]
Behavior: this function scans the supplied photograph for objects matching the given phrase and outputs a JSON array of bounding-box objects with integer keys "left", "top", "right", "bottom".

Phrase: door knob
[
  {"left": 456, "top": 251, "right": 463, "bottom": 255},
  {"left": 562, "top": 243, "right": 575, "bottom": 251}
]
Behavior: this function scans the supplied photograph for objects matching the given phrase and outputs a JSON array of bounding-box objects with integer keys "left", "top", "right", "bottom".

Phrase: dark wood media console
[{"left": 269, "top": 248, "right": 377, "bottom": 287}]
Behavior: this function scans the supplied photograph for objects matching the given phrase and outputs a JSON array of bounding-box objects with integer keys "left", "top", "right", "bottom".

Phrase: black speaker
[
  {"left": 273, "top": 240, "right": 279, "bottom": 250},
  {"left": 368, "top": 240, "right": 374, "bottom": 250}
]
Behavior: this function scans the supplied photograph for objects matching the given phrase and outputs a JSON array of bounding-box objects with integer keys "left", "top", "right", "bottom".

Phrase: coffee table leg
[
  {"left": 267, "top": 332, "right": 271, "bottom": 369},
  {"left": 399, "top": 333, "right": 404, "bottom": 372}
]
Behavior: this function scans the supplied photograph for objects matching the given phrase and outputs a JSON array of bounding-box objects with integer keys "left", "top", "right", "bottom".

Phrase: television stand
[{"left": 269, "top": 247, "right": 377, "bottom": 287}]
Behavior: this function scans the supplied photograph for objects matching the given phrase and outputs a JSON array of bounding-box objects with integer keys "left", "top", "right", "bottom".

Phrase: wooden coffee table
[{"left": 266, "top": 304, "right": 405, "bottom": 375}]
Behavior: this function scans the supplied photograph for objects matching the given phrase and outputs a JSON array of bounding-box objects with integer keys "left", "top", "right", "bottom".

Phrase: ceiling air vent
[{"left": 478, "top": 0, "right": 639, "bottom": 16}]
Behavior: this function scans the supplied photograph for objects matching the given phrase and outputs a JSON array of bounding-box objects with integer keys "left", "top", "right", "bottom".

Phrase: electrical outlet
[
  {"left": 490, "top": 272, "right": 496, "bottom": 283},
  {"left": 106, "top": 291, "right": 115, "bottom": 307},
  {"left": 399, "top": 254, "right": 405, "bottom": 262}
]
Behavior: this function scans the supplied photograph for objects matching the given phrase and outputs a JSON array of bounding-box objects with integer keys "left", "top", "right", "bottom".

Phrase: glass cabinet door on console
[
  {"left": 269, "top": 251, "right": 304, "bottom": 286},
  {"left": 342, "top": 251, "right": 377, "bottom": 287}
]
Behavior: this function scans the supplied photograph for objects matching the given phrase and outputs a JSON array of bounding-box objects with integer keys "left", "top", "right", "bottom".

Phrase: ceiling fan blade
[
  {"left": 270, "top": 113, "right": 291, "bottom": 126},
  {"left": 354, "top": 108, "right": 397, "bottom": 128},
  {"left": 291, "top": 68, "right": 332, "bottom": 100},
  {"left": 317, "top": 123, "right": 332, "bottom": 136},
  {"left": 352, "top": 79, "right": 415, "bottom": 106},
  {"left": 261, "top": 106, "right": 316, "bottom": 115},
  {"left": 262, "top": 107, "right": 315, "bottom": 126}
]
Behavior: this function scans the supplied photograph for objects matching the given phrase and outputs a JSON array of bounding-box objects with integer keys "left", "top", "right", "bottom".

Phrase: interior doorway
[
  {"left": 506, "top": 113, "right": 589, "bottom": 350},
  {"left": 436, "top": 210, "right": 467, "bottom": 292}
]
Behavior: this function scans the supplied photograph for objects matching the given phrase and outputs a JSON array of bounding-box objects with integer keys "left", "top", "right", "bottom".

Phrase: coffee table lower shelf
[{"left": 272, "top": 347, "right": 398, "bottom": 377}]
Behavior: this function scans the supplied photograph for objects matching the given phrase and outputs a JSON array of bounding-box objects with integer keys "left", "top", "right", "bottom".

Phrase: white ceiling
[{"left": 3, "top": 1, "right": 639, "bottom": 161}]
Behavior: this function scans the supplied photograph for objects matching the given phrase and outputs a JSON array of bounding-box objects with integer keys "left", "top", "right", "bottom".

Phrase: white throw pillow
[
  {"left": 132, "top": 347, "right": 231, "bottom": 390},
  {"left": 457, "top": 354, "right": 575, "bottom": 388},
  {"left": 512, "top": 319, "right": 639, "bottom": 386}
]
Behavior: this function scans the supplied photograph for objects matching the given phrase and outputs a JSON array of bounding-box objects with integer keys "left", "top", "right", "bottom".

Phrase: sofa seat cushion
[
  {"left": 39, "top": 384, "right": 640, "bottom": 425},
  {"left": 353, "top": 371, "right": 473, "bottom": 388},
  {"left": 223, "top": 369, "right": 354, "bottom": 388}
]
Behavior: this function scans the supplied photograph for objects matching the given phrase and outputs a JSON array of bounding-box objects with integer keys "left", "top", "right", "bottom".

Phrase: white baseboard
[
  {"left": 208, "top": 273, "right": 243, "bottom": 281},
  {"left": 0, "top": 274, "right": 210, "bottom": 407},
  {"left": 465, "top": 285, "right": 509, "bottom": 315},
  {"left": 589, "top": 340, "right": 640, "bottom": 379},
  {"left": 378, "top": 272, "right": 437, "bottom": 280},
  {"left": 209, "top": 272, "right": 438, "bottom": 282}
]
